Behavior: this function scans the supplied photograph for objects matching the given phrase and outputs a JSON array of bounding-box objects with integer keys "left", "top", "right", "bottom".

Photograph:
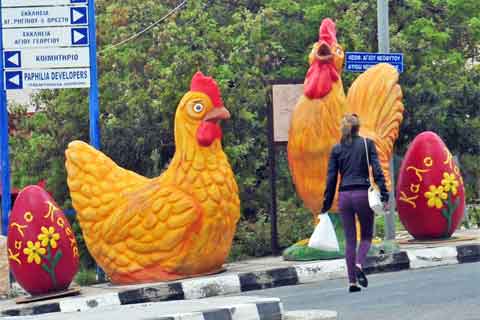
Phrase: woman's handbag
[
  {"left": 364, "top": 138, "right": 385, "bottom": 215},
  {"left": 308, "top": 213, "right": 340, "bottom": 252}
]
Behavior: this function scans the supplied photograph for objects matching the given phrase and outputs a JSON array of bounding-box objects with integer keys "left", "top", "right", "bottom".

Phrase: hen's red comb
[
  {"left": 319, "top": 18, "right": 337, "bottom": 46},
  {"left": 190, "top": 71, "right": 223, "bottom": 108}
]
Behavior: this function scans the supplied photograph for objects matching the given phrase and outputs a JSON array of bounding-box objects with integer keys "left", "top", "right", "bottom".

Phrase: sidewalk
[{"left": 1, "top": 229, "right": 479, "bottom": 317}]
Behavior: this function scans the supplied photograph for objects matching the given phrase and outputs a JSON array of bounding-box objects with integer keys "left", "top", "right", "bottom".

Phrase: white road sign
[
  {"left": 4, "top": 68, "right": 90, "bottom": 90},
  {"left": 0, "top": 0, "right": 88, "bottom": 8},
  {"left": 2, "top": 27, "right": 88, "bottom": 49},
  {"left": 4, "top": 47, "right": 90, "bottom": 69},
  {"left": 1, "top": 0, "right": 87, "bottom": 8},
  {"left": 2, "top": 6, "right": 88, "bottom": 28}
]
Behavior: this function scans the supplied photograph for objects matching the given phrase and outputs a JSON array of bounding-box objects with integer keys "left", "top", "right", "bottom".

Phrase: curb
[
  {"left": 3, "top": 297, "right": 284, "bottom": 320},
  {"left": 132, "top": 299, "right": 284, "bottom": 320},
  {"left": 2, "top": 244, "right": 480, "bottom": 317},
  {"left": 284, "top": 310, "right": 338, "bottom": 320}
]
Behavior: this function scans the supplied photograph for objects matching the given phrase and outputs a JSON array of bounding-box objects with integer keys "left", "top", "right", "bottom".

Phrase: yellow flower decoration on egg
[
  {"left": 424, "top": 185, "right": 447, "bottom": 209},
  {"left": 441, "top": 172, "right": 459, "bottom": 195},
  {"left": 38, "top": 226, "right": 60, "bottom": 249},
  {"left": 23, "top": 241, "right": 46, "bottom": 264}
]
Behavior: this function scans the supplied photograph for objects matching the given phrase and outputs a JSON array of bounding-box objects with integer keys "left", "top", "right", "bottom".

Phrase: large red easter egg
[
  {"left": 7, "top": 185, "right": 79, "bottom": 295},
  {"left": 396, "top": 132, "right": 465, "bottom": 239}
]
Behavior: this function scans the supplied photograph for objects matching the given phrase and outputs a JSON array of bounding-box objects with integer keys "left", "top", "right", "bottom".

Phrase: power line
[{"left": 99, "top": 0, "right": 188, "bottom": 55}]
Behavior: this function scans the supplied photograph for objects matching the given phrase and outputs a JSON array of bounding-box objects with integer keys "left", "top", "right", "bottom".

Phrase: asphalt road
[{"left": 241, "top": 262, "right": 480, "bottom": 320}]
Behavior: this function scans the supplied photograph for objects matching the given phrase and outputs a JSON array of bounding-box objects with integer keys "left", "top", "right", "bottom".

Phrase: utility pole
[{"left": 377, "top": 0, "right": 396, "bottom": 242}]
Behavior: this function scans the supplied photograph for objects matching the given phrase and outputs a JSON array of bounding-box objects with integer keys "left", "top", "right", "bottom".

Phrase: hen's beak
[
  {"left": 204, "top": 106, "right": 231, "bottom": 122},
  {"left": 315, "top": 41, "right": 333, "bottom": 62}
]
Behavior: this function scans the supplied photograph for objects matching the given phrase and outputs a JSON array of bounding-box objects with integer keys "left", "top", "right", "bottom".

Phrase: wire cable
[{"left": 99, "top": 0, "right": 188, "bottom": 55}]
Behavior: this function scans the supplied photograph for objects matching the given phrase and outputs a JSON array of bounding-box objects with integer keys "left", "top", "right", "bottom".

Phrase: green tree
[{"left": 9, "top": 0, "right": 480, "bottom": 263}]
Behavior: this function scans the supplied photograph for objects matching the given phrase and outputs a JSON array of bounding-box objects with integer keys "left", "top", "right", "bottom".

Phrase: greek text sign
[
  {"left": 4, "top": 68, "right": 90, "bottom": 90},
  {"left": 2, "top": 6, "right": 88, "bottom": 28},
  {"left": 4, "top": 47, "right": 90, "bottom": 69},
  {"left": 1, "top": 0, "right": 87, "bottom": 8},
  {"left": 2, "top": 27, "right": 88, "bottom": 49},
  {"left": 345, "top": 52, "right": 404, "bottom": 73}
]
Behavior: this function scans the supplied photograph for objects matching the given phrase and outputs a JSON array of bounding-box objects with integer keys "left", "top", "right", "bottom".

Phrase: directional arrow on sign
[
  {"left": 5, "top": 71, "right": 23, "bottom": 90},
  {"left": 70, "top": 7, "right": 88, "bottom": 25},
  {"left": 4, "top": 51, "right": 21, "bottom": 68},
  {"left": 71, "top": 28, "right": 89, "bottom": 45}
]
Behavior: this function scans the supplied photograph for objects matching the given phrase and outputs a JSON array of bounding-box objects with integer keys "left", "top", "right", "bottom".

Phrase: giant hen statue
[
  {"left": 65, "top": 72, "right": 240, "bottom": 284},
  {"left": 288, "top": 18, "right": 404, "bottom": 224}
]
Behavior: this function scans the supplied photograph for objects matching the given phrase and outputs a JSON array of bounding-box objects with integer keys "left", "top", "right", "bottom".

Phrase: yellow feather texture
[
  {"left": 347, "top": 63, "right": 404, "bottom": 190},
  {"left": 65, "top": 92, "right": 240, "bottom": 284},
  {"left": 288, "top": 81, "right": 347, "bottom": 216},
  {"left": 288, "top": 64, "right": 404, "bottom": 221}
]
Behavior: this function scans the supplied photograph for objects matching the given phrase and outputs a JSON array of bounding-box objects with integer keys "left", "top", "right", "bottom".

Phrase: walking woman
[{"left": 320, "top": 114, "right": 389, "bottom": 293}]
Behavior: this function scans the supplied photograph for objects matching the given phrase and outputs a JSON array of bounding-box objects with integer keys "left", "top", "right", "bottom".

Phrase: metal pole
[
  {"left": 377, "top": 0, "right": 390, "bottom": 53},
  {"left": 377, "top": 0, "right": 396, "bottom": 241},
  {"left": 0, "top": 7, "right": 11, "bottom": 236},
  {"left": 88, "top": 0, "right": 100, "bottom": 150},
  {"left": 88, "top": 0, "right": 105, "bottom": 281},
  {"left": 267, "top": 90, "right": 279, "bottom": 255}
]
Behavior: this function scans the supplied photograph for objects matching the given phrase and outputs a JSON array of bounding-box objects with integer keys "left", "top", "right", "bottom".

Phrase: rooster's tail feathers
[
  {"left": 65, "top": 140, "right": 149, "bottom": 223},
  {"left": 347, "top": 63, "right": 404, "bottom": 189}
]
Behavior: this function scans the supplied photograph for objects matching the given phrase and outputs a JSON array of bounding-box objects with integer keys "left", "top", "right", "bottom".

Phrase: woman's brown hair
[{"left": 340, "top": 113, "right": 360, "bottom": 145}]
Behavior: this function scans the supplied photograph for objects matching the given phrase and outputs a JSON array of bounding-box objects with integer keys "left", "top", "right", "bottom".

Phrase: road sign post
[
  {"left": 0, "top": 1, "right": 11, "bottom": 236},
  {"left": 88, "top": 0, "right": 100, "bottom": 149},
  {"left": 87, "top": 0, "right": 103, "bottom": 281},
  {"left": 0, "top": 0, "right": 99, "bottom": 241}
]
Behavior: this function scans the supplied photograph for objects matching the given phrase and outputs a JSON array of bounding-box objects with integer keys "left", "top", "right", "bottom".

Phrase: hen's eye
[
  {"left": 336, "top": 47, "right": 342, "bottom": 55},
  {"left": 193, "top": 103, "right": 204, "bottom": 113}
]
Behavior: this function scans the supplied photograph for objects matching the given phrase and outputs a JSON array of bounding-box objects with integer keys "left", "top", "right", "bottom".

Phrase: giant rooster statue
[
  {"left": 65, "top": 72, "right": 240, "bottom": 284},
  {"left": 287, "top": 18, "right": 404, "bottom": 256}
]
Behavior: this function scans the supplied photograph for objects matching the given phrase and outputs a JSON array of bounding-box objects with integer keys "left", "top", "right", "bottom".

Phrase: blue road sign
[
  {"left": 3, "top": 27, "right": 90, "bottom": 49},
  {"left": 0, "top": 0, "right": 100, "bottom": 236},
  {"left": 4, "top": 51, "right": 21, "bottom": 68},
  {"left": 71, "top": 27, "right": 89, "bottom": 45},
  {"left": 5, "top": 71, "right": 23, "bottom": 90},
  {"left": 70, "top": 7, "right": 88, "bottom": 25},
  {"left": 2, "top": 6, "right": 89, "bottom": 28},
  {"left": 1, "top": 0, "right": 87, "bottom": 7},
  {"left": 345, "top": 52, "right": 404, "bottom": 73}
]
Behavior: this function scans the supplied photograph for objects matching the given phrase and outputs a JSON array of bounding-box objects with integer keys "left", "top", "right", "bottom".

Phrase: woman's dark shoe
[
  {"left": 349, "top": 285, "right": 361, "bottom": 293},
  {"left": 355, "top": 266, "right": 368, "bottom": 288}
]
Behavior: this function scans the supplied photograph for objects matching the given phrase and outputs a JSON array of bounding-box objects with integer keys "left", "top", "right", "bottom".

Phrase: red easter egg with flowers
[
  {"left": 396, "top": 132, "right": 465, "bottom": 239},
  {"left": 7, "top": 185, "right": 79, "bottom": 295}
]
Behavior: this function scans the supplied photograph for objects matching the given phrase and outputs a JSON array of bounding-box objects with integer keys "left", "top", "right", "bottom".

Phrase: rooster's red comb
[
  {"left": 190, "top": 71, "right": 223, "bottom": 108},
  {"left": 319, "top": 18, "right": 337, "bottom": 46}
]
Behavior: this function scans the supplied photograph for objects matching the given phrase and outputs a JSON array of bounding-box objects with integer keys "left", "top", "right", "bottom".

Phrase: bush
[
  {"left": 465, "top": 206, "right": 480, "bottom": 228},
  {"left": 229, "top": 199, "right": 313, "bottom": 262},
  {"left": 74, "top": 269, "right": 97, "bottom": 286}
]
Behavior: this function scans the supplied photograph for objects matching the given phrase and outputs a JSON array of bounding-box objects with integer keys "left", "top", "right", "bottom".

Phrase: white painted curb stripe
[
  {"left": 175, "top": 313, "right": 205, "bottom": 320},
  {"left": 230, "top": 303, "right": 262, "bottom": 320},
  {"left": 182, "top": 274, "right": 242, "bottom": 300},
  {"left": 294, "top": 260, "right": 346, "bottom": 284},
  {"left": 284, "top": 310, "right": 338, "bottom": 320},
  {"left": 406, "top": 247, "right": 458, "bottom": 269},
  {"left": 59, "top": 292, "right": 121, "bottom": 312}
]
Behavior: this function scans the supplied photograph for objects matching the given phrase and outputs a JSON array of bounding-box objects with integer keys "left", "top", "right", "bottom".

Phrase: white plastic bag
[{"left": 308, "top": 213, "right": 339, "bottom": 252}]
